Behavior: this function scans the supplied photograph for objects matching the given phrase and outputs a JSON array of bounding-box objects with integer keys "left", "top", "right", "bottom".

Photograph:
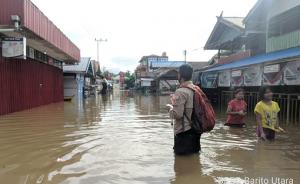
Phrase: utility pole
[
  {"left": 95, "top": 38, "right": 107, "bottom": 70},
  {"left": 183, "top": 50, "right": 187, "bottom": 63}
]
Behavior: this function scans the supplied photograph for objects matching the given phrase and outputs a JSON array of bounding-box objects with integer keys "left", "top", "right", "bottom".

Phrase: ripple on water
[{"left": 0, "top": 94, "right": 299, "bottom": 184}]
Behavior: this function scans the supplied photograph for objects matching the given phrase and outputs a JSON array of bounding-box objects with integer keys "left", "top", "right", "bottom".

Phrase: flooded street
[{"left": 0, "top": 92, "right": 300, "bottom": 184}]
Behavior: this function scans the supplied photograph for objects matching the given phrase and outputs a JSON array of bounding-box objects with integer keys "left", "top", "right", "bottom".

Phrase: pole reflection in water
[{"left": 0, "top": 92, "right": 299, "bottom": 184}]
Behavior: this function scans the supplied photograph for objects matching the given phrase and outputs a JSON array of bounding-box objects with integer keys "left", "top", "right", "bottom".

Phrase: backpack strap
[{"left": 181, "top": 85, "right": 205, "bottom": 101}]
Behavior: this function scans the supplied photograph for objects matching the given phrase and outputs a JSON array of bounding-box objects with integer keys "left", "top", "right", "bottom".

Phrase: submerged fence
[{"left": 219, "top": 91, "right": 300, "bottom": 125}]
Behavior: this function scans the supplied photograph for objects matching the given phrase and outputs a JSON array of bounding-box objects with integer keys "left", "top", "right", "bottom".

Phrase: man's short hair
[{"left": 179, "top": 64, "right": 193, "bottom": 81}]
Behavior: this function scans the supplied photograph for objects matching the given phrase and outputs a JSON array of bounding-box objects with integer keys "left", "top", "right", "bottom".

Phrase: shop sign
[{"left": 2, "top": 37, "right": 26, "bottom": 59}]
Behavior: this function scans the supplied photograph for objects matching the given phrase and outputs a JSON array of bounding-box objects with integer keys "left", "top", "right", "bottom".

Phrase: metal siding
[
  {"left": 23, "top": 0, "right": 80, "bottom": 61},
  {"left": 0, "top": 0, "right": 24, "bottom": 25},
  {"left": 267, "top": 30, "right": 300, "bottom": 53},
  {"left": 0, "top": 56, "right": 63, "bottom": 116},
  {"left": 0, "top": 0, "right": 80, "bottom": 61}
]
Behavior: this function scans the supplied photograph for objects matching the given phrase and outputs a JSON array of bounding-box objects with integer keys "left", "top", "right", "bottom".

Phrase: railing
[
  {"left": 267, "top": 30, "right": 300, "bottom": 53},
  {"left": 219, "top": 91, "right": 300, "bottom": 125}
]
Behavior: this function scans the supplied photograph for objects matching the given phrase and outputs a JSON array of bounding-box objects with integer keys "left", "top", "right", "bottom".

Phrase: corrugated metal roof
[
  {"left": 63, "top": 57, "right": 92, "bottom": 73},
  {"left": 205, "top": 47, "right": 300, "bottom": 72},
  {"left": 150, "top": 61, "right": 185, "bottom": 68},
  {"left": 222, "top": 17, "right": 245, "bottom": 29},
  {"left": 188, "top": 62, "right": 208, "bottom": 70},
  {"left": 204, "top": 16, "right": 244, "bottom": 50}
]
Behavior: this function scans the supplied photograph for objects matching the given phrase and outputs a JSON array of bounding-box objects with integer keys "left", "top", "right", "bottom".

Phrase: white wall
[
  {"left": 64, "top": 75, "right": 77, "bottom": 97},
  {"left": 63, "top": 73, "right": 85, "bottom": 98}
]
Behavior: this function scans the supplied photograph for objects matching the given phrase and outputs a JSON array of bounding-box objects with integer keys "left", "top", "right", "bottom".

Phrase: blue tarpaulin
[{"left": 205, "top": 47, "right": 300, "bottom": 72}]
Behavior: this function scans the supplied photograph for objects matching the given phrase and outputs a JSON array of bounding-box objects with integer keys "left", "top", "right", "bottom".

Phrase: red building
[{"left": 0, "top": 0, "right": 80, "bottom": 115}]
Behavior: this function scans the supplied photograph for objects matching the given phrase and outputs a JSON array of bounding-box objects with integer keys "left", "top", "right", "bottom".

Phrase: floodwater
[{"left": 0, "top": 91, "right": 300, "bottom": 184}]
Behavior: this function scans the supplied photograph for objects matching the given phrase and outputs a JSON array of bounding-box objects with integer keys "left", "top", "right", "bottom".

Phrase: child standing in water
[
  {"left": 225, "top": 88, "right": 247, "bottom": 127},
  {"left": 254, "top": 87, "right": 282, "bottom": 141}
]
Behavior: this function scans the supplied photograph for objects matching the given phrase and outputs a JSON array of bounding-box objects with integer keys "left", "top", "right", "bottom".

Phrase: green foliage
[{"left": 125, "top": 71, "right": 135, "bottom": 89}]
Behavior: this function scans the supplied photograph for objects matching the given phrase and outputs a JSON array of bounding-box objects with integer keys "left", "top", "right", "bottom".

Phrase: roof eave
[
  {"left": 220, "top": 18, "right": 245, "bottom": 31},
  {"left": 204, "top": 17, "right": 244, "bottom": 50},
  {"left": 204, "top": 17, "right": 221, "bottom": 50}
]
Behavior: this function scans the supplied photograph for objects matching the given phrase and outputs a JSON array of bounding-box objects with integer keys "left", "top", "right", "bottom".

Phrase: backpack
[{"left": 182, "top": 84, "right": 216, "bottom": 134}]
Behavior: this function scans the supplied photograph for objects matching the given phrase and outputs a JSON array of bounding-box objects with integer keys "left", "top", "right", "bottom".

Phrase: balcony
[{"left": 267, "top": 30, "right": 300, "bottom": 53}]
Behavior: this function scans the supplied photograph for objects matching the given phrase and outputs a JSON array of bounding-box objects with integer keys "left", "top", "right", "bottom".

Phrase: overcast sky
[{"left": 32, "top": 0, "right": 256, "bottom": 73}]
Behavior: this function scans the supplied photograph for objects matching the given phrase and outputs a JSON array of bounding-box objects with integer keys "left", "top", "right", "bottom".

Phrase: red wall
[
  {"left": 0, "top": 0, "right": 80, "bottom": 61},
  {"left": 23, "top": 0, "right": 80, "bottom": 61},
  {"left": 0, "top": 0, "right": 24, "bottom": 25},
  {"left": 0, "top": 57, "right": 63, "bottom": 115}
]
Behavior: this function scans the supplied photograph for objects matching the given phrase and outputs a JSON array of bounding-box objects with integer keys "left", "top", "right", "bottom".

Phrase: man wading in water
[{"left": 168, "top": 64, "right": 215, "bottom": 155}]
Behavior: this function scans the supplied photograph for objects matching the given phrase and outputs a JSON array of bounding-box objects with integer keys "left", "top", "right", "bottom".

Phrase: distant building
[
  {"left": 92, "top": 60, "right": 101, "bottom": 77},
  {"left": 150, "top": 60, "right": 185, "bottom": 70},
  {"left": 63, "top": 57, "right": 95, "bottom": 98},
  {"left": 135, "top": 53, "right": 169, "bottom": 88},
  {"left": 119, "top": 72, "right": 125, "bottom": 88},
  {"left": 136, "top": 53, "right": 168, "bottom": 78},
  {"left": 0, "top": 0, "right": 80, "bottom": 115},
  {"left": 135, "top": 52, "right": 208, "bottom": 92}
]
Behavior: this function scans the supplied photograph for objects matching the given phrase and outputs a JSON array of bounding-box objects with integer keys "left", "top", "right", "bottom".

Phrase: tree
[{"left": 125, "top": 71, "right": 135, "bottom": 89}]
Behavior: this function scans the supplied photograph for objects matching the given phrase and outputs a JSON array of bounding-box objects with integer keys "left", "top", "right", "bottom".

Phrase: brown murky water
[{"left": 0, "top": 91, "right": 300, "bottom": 184}]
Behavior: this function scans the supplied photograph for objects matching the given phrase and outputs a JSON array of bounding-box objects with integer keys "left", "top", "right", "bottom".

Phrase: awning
[
  {"left": 205, "top": 47, "right": 300, "bottom": 72},
  {"left": 63, "top": 57, "right": 93, "bottom": 74}
]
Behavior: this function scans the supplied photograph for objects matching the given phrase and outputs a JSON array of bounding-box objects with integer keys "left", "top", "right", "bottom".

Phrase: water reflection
[
  {"left": 0, "top": 92, "right": 299, "bottom": 184},
  {"left": 171, "top": 155, "right": 214, "bottom": 184}
]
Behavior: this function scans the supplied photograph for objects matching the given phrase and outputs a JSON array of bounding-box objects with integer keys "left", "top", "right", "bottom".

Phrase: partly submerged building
[
  {"left": 202, "top": 0, "right": 300, "bottom": 89},
  {"left": 0, "top": 0, "right": 80, "bottom": 115},
  {"left": 201, "top": 0, "right": 300, "bottom": 124},
  {"left": 63, "top": 57, "right": 95, "bottom": 98},
  {"left": 135, "top": 53, "right": 169, "bottom": 86},
  {"left": 135, "top": 53, "right": 169, "bottom": 88}
]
